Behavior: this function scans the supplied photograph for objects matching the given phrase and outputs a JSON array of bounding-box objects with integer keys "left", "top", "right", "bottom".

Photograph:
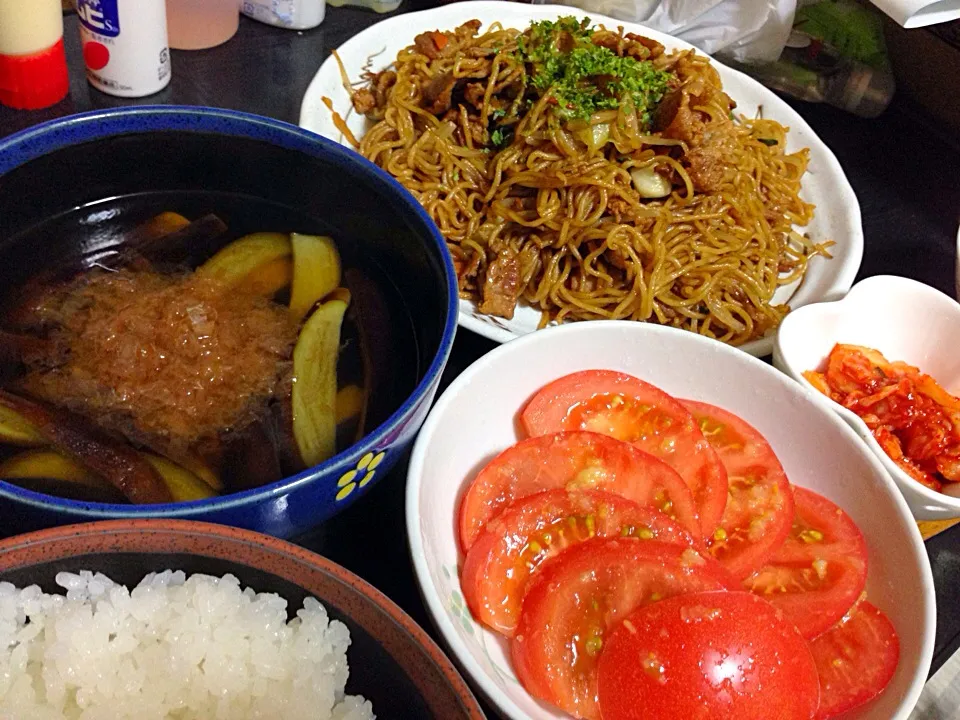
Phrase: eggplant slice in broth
[
  {"left": 0, "top": 390, "right": 173, "bottom": 504},
  {"left": 194, "top": 231, "right": 294, "bottom": 297},
  {"left": 292, "top": 288, "right": 351, "bottom": 469}
]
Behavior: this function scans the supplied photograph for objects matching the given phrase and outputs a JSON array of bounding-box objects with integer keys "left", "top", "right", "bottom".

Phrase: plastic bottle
[
  {"left": 724, "top": 32, "right": 896, "bottom": 119},
  {"left": 722, "top": 0, "right": 896, "bottom": 119},
  {"left": 241, "top": 0, "right": 326, "bottom": 30},
  {"left": 326, "top": 0, "right": 401, "bottom": 15},
  {"left": 166, "top": 0, "right": 240, "bottom": 50},
  {"left": 76, "top": 0, "right": 172, "bottom": 98},
  {"left": 0, "top": 0, "right": 69, "bottom": 110}
]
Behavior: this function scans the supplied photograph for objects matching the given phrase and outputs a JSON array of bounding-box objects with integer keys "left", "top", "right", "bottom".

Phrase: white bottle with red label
[{"left": 76, "top": 0, "right": 171, "bottom": 98}]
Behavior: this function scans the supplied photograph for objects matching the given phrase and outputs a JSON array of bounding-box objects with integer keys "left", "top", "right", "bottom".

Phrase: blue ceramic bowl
[{"left": 0, "top": 106, "right": 458, "bottom": 538}]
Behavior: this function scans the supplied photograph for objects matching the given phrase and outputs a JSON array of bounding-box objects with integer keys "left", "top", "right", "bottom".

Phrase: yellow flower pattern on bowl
[{"left": 336, "top": 451, "right": 385, "bottom": 501}]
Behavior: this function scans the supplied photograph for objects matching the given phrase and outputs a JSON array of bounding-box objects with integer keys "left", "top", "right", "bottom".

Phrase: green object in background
[
  {"left": 721, "top": 0, "right": 896, "bottom": 118},
  {"left": 795, "top": 0, "right": 891, "bottom": 69}
]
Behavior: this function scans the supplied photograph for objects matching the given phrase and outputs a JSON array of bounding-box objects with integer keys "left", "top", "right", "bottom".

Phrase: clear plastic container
[
  {"left": 724, "top": 30, "right": 896, "bottom": 119},
  {"left": 724, "top": 0, "right": 896, "bottom": 118},
  {"left": 326, "top": 0, "right": 401, "bottom": 14},
  {"left": 166, "top": 0, "right": 240, "bottom": 50},
  {"left": 241, "top": 0, "right": 326, "bottom": 30}
]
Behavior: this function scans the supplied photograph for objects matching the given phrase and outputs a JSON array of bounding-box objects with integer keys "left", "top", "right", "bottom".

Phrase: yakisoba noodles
[{"left": 336, "top": 16, "right": 833, "bottom": 345}]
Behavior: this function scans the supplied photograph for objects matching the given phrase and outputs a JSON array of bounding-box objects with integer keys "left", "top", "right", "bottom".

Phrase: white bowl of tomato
[
  {"left": 407, "top": 320, "right": 934, "bottom": 720},
  {"left": 774, "top": 274, "right": 960, "bottom": 521}
]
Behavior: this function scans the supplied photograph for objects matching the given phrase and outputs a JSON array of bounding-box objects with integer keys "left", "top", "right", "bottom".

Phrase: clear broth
[{"left": 0, "top": 192, "right": 420, "bottom": 502}]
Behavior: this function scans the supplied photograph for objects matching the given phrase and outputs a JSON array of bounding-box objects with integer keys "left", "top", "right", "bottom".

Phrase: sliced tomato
[
  {"left": 462, "top": 489, "right": 695, "bottom": 636},
  {"left": 458, "top": 431, "right": 699, "bottom": 550},
  {"left": 743, "top": 486, "right": 868, "bottom": 639},
  {"left": 810, "top": 600, "right": 900, "bottom": 719},
  {"left": 521, "top": 370, "right": 728, "bottom": 538},
  {"left": 596, "top": 590, "right": 821, "bottom": 720},
  {"left": 511, "top": 538, "right": 731, "bottom": 719},
  {"left": 681, "top": 400, "right": 794, "bottom": 580}
]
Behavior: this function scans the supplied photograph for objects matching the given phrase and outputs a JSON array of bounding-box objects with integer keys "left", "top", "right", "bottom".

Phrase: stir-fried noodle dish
[{"left": 337, "top": 16, "right": 833, "bottom": 345}]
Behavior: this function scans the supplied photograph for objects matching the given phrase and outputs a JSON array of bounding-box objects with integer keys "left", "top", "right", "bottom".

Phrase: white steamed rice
[{"left": 0, "top": 570, "right": 375, "bottom": 720}]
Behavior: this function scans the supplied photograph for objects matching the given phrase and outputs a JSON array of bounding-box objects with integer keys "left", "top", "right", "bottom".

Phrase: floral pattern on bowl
[
  {"left": 336, "top": 451, "right": 386, "bottom": 502},
  {"left": 438, "top": 564, "right": 519, "bottom": 687}
]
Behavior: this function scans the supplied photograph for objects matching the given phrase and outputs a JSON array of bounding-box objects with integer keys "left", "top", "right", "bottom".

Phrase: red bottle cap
[{"left": 0, "top": 37, "right": 69, "bottom": 111}]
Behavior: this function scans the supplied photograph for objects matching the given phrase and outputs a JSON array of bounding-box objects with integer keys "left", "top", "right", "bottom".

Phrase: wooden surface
[
  {"left": 920, "top": 518, "right": 960, "bottom": 540},
  {"left": 4, "top": 5, "right": 960, "bottom": 685}
]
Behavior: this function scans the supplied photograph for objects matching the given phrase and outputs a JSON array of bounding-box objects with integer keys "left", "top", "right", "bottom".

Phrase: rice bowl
[
  {"left": 0, "top": 570, "right": 373, "bottom": 719},
  {"left": 0, "top": 518, "right": 486, "bottom": 719}
]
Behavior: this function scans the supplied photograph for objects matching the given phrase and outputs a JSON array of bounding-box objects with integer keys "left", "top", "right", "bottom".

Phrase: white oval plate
[{"left": 299, "top": 1, "right": 863, "bottom": 357}]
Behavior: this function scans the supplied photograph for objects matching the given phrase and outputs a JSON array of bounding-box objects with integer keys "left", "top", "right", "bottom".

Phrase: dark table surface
[{"left": 3, "top": 4, "right": 960, "bottom": 707}]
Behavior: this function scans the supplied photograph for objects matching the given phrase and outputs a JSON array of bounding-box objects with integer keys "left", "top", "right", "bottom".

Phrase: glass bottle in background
[
  {"left": 166, "top": 0, "right": 240, "bottom": 50},
  {"left": 76, "top": 0, "right": 171, "bottom": 98}
]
